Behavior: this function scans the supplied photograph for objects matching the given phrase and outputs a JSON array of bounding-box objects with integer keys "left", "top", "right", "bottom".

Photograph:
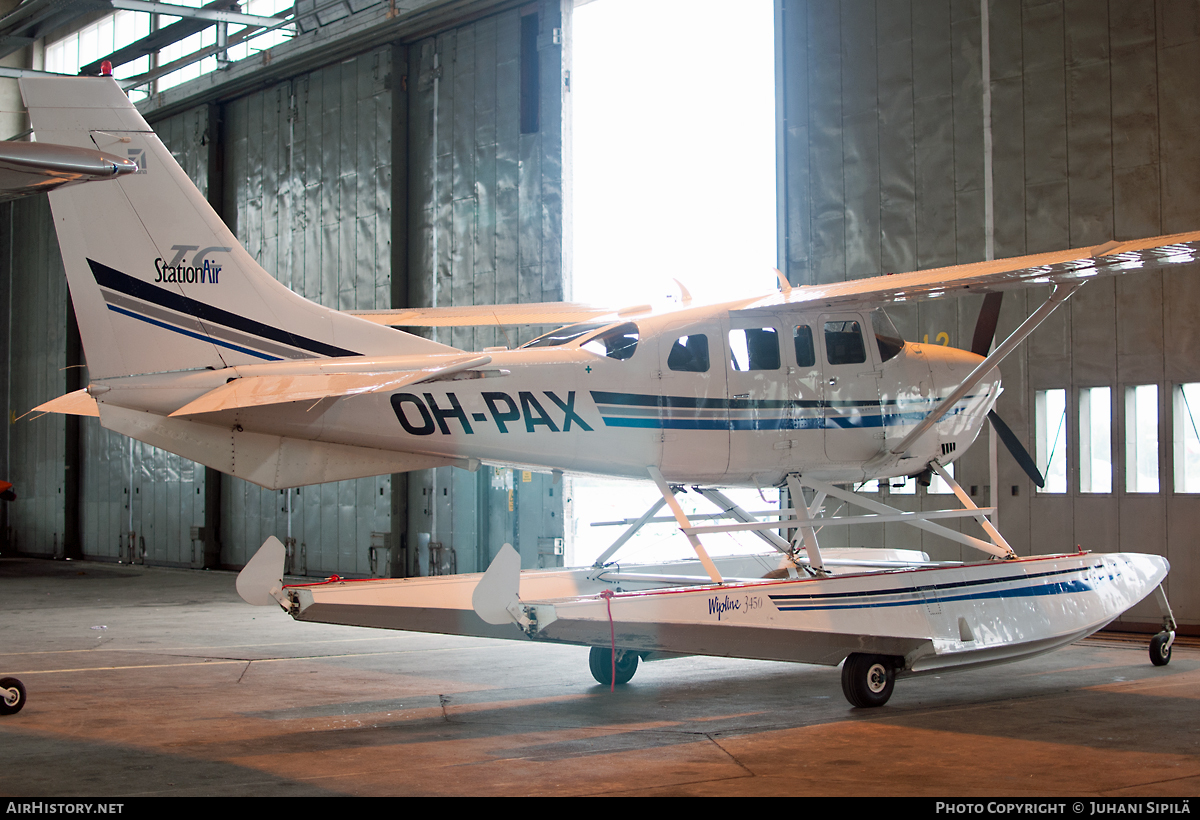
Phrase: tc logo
[{"left": 128, "top": 148, "right": 146, "bottom": 174}]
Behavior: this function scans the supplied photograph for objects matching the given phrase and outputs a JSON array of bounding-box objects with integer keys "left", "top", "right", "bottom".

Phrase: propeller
[
  {"left": 986, "top": 409, "right": 1044, "bottom": 489},
  {"left": 970, "top": 292, "right": 1046, "bottom": 488},
  {"left": 970, "top": 292, "right": 1005, "bottom": 359}
]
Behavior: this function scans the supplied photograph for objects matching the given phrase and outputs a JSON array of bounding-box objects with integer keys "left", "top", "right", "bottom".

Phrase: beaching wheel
[
  {"left": 0, "top": 677, "right": 26, "bottom": 715},
  {"left": 589, "top": 647, "right": 639, "bottom": 686},
  {"left": 841, "top": 653, "right": 895, "bottom": 708},
  {"left": 1150, "top": 632, "right": 1173, "bottom": 667}
]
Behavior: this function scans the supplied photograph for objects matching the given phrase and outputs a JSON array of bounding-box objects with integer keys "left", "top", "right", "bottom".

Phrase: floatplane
[{"left": 10, "top": 74, "right": 1187, "bottom": 709}]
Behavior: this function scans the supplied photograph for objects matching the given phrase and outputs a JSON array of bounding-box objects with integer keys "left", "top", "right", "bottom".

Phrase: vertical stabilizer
[{"left": 20, "top": 76, "right": 457, "bottom": 379}]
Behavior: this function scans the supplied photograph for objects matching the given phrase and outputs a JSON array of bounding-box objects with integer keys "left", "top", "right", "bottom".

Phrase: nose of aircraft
[
  {"left": 923, "top": 343, "right": 1002, "bottom": 411},
  {"left": 925, "top": 343, "right": 987, "bottom": 375}
]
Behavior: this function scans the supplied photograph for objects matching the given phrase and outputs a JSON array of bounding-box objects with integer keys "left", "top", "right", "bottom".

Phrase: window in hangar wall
[
  {"left": 567, "top": 0, "right": 777, "bottom": 566},
  {"left": 1174, "top": 384, "right": 1200, "bottom": 493},
  {"left": 1126, "top": 384, "right": 1160, "bottom": 494},
  {"left": 1036, "top": 389, "right": 1068, "bottom": 494},
  {"left": 1079, "top": 386, "right": 1112, "bottom": 494}
]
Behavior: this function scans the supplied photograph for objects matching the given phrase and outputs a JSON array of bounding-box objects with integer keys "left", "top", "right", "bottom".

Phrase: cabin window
[
  {"left": 581, "top": 322, "right": 639, "bottom": 360},
  {"left": 1125, "top": 384, "right": 1159, "bottom": 493},
  {"left": 1079, "top": 387, "right": 1112, "bottom": 493},
  {"left": 1173, "top": 384, "right": 1200, "bottom": 492},
  {"left": 793, "top": 325, "right": 815, "bottom": 367},
  {"left": 667, "top": 334, "right": 709, "bottom": 372},
  {"left": 1035, "top": 389, "right": 1068, "bottom": 493},
  {"left": 729, "top": 328, "right": 780, "bottom": 371},
  {"left": 824, "top": 320, "right": 866, "bottom": 365}
]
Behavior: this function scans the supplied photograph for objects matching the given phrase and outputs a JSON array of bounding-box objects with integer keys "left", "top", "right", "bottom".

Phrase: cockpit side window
[
  {"left": 794, "top": 325, "right": 816, "bottom": 367},
  {"left": 824, "top": 320, "right": 867, "bottom": 365},
  {"left": 668, "top": 334, "right": 709, "bottom": 372},
  {"left": 582, "top": 321, "right": 640, "bottom": 360},
  {"left": 871, "top": 308, "right": 905, "bottom": 363},
  {"left": 729, "top": 327, "right": 780, "bottom": 371},
  {"left": 876, "top": 334, "right": 904, "bottom": 362}
]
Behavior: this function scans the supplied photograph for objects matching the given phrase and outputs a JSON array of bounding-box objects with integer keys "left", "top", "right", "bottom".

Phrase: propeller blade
[
  {"left": 988, "top": 410, "right": 1045, "bottom": 488},
  {"left": 971, "top": 292, "right": 1004, "bottom": 357}
]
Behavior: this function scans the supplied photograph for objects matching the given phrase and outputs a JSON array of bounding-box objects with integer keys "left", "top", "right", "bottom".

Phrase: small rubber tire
[
  {"left": 1150, "top": 632, "right": 1173, "bottom": 667},
  {"left": 841, "top": 653, "right": 896, "bottom": 708},
  {"left": 589, "top": 646, "right": 638, "bottom": 686},
  {"left": 0, "top": 677, "right": 26, "bottom": 715}
]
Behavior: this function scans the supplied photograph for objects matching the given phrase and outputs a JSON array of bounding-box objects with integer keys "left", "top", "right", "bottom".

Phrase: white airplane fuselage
[
  {"left": 17, "top": 75, "right": 1185, "bottom": 708},
  {"left": 88, "top": 302, "right": 998, "bottom": 487}
]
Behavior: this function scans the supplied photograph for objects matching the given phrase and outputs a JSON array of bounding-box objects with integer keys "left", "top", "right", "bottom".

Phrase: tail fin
[{"left": 19, "top": 76, "right": 455, "bottom": 379}]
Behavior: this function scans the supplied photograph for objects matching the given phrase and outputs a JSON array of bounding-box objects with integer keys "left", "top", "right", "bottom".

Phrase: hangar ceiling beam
[
  {"left": 79, "top": 3, "right": 295, "bottom": 83},
  {"left": 78, "top": 0, "right": 244, "bottom": 75},
  {"left": 0, "top": 0, "right": 110, "bottom": 60},
  {"left": 108, "top": 0, "right": 288, "bottom": 29},
  {"left": 112, "top": 20, "right": 286, "bottom": 91},
  {"left": 138, "top": 0, "right": 528, "bottom": 121}
]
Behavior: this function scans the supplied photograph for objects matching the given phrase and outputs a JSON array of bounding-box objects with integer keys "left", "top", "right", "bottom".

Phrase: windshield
[
  {"left": 581, "top": 322, "right": 639, "bottom": 360},
  {"left": 521, "top": 322, "right": 614, "bottom": 349}
]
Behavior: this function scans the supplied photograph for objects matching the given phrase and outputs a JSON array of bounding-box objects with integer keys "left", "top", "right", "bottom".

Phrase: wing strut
[{"left": 646, "top": 466, "right": 724, "bottom": 584}]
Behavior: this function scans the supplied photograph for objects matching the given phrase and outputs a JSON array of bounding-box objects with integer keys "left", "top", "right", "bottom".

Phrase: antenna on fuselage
[
  {"left": 671, "top": 278, "right": 693, "bottom": 305},
  {"left": 774, "top": 268, "right": 792, "bottom": 294}
]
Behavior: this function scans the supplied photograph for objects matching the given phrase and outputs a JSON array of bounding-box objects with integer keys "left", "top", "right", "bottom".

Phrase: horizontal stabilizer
[
  {"left": 100, "top": 404, "right": 467, "bottom": 489},
  {"left": 237, "top": 536, "right": 287, "bottom": 607},
  {"left": 32, "top": 389, "right": 99, "bottom": 417},
  {"left": 0, "top": 140, "right": 138, "bottom": 203},
  {"left": 170, "top": 354, "right": 492, "bottom": 416}
]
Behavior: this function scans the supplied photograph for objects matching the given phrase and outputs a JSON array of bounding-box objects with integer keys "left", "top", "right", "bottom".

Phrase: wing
[
  {"left": 346, "top": 302, "right": 650, "bottom": 328},
  {"left": 747, "top": 232, "right": 1200, "bottom": 311},
  {"left": 350, "top": 233, "right": 1200, "bottom": 328}
]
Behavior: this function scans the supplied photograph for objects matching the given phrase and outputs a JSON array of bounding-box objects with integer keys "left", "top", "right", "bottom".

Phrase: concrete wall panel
[
  {"left": 876, "top": 2, "right": 918, "bottom": 275},
  {"left": 3, "top": 195, "right": 66, "bottom": 557},
  {"left": 405, "top": 1, "right": 567, "bottom": 572},
  {"left": 778, "top": 0, "right": 1200, "bottom": 625},
  {"left": 220, "top": 49, "right": 394, "bottom": 574}
]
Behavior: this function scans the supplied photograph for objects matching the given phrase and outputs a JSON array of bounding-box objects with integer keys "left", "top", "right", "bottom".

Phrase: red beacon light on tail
[{"left": 100, "top": 61, "right": 112, "bottom": 77}]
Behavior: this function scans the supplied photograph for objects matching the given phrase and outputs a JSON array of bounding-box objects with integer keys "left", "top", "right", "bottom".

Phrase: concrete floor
[{"left": 1, "top": 556, "right": 1197, "bottom": 797}]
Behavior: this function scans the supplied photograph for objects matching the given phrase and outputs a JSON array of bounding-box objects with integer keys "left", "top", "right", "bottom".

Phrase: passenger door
[
  {"left": 658, "top": 323, "right": 729, "bottom": 481},
  {"left": 819, "top": 313, "right": 883, "bottom": 464},
  {"left": 726, "top": 313, "right": 789, "bottom": 476}
]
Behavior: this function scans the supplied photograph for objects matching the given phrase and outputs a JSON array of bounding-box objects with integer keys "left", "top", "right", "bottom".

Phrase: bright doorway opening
[{"left": 568, "top": 0, "right": 778, "bottom": 565}]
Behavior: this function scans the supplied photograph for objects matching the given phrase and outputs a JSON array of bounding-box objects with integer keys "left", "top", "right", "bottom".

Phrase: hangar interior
[{"left": 0, "top": 0, "right": 1197, "bottom": 635}]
